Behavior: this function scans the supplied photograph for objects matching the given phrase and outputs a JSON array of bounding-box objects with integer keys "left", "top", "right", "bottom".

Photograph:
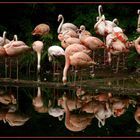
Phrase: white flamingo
[
  {"left": 57, "top": 14, "right": 78, "bottom": 34},
  {"left": 48, "top": 45, "right": 65, "bottom": 74}
]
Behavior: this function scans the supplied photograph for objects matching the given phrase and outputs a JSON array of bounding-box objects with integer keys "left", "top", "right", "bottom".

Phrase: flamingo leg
[
  {"left": 16, "top": 58, "right": 19, "bottom": 80},
  {"left": 37, "top": 53, "right": 41, "bottom": 82},
  {"left": 115, "top": 55, "right": 120, "bottom": 73},
  {"left": 122, "top": 53, "right": 126, "bottom": 70},
  {"left": 90, "top": 51, "right": 95, "bottom": 73},
  {"left": 5, "top": 58, "right": 8, "bottom": 78},
  {"left": 9, "top": 59, "right": 12, "bottom": 78},
  {"left": 74, "top": 69, "right": 78, "bottom": 85},
  {"left": 103, "top": 37, "right": 106, "bottom": 65}
]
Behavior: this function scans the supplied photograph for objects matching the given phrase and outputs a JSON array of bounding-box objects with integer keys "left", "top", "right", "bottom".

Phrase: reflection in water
[
  {"left": 62, "top": 93, "right": 94, "bottom": 132},
  {"left": 0, "top": 86, "right": 30, "bottom": 126},
  {"left": 0, "top": 84, "right": 140, "bottom": 137}
]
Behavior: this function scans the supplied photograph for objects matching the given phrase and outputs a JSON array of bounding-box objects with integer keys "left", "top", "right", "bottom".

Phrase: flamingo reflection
[{"left": 0, "top": 88, "right": 30, "bottom": 126}]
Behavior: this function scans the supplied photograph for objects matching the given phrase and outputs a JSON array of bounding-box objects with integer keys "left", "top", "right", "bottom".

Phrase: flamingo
[
  {"left": 0, "top": 92, "right": 16, "bottom": 105},
  {"left": 96, "top": 5, "right": 103, "bottom": 20},
  {"left": 32, "top": 23, "right": 50, "bottom": 36},
  {"left": 134, "top": 36, "right": 140, "bottom": 54},
  {"left": 78, "top": 28, "right": 105, "bottom": 51},
  {"left": 32, "top": 86, "right": 49, "bottom": 113},
  {"left": 57, "top": 14, "right": 78, "bottom": 34},
  {"left": 62, "top": 43, "right": 93, "bottom": 85},
  {"left": 0, "top": 31, "right": 10, "bottom": 78},
  {"left": 94, "top": 15, "right": 116, "bottom": 36},
  {"left": 4, "top": 110, "right": 30, "bottom": 126},
  {"left": 61, "top": 36, "right": 81, "bottom": 49},
  {"left": 79, "top": 25, "right": 92, "bottom": 36},
  {"left": 69, "top": 51, "right": 97, "bottom": 67},
  {"left": 59, "top": 29, "right": 80, "bottom": 49},
  {"left": 134, "top": 106, "right": 140, "bottom": 124},
  {"left": 62, "top": 94, "right": 94, "bottom": 132},
  {"left": 32, "top": 40, "right": 44, "bottom": 82},
  {"left": 9, "top": 34, "right": 18, "bottom": 78},
  {"left": 110, "top": 97, "right": 130, "bottom": 117},
  {"left": 78, "top": 27, "right": 105, "bottom": 72},
  {"left": 32, "top": 86, "right": 43, "bottom": 109},
  {"left": 0, "top": 31, "right": 10, "bottom": 46},
  {"left": 94, "top": 5, "right": 118, "bottom": 36},
  {"left": 94, "top": 92, "right": 112, "bottom": 102},
  {"left": 58, "top": 29, "right": 79, "bottom": 42},
  {"left": 81, "top": 97, "right": 112, "bottom": 128},
  {"left": 105, "top": 26, "right": 129, "bottom": 72},
  {"left": 58, "top": 91, "right": 83, "bottom": 113},
  {"left": 48, "top": 99, "right": 65, "bottom": 121},
  {"left": 94, "top": 102, "right": 112, "bottom": 128},
  {"left": 4, "top": 35, "right": 31, "bottom": 57},
  {"left": 48, "top": 45, "right": 65, "bottom": 74},
  {"left": 3, "top": 35, "right": 32, "bottom": 80}
]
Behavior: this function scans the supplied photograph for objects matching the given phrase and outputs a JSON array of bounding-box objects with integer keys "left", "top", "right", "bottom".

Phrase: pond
[
  {"left": 0, "top": 68, "right": 140, "bottom": 138},
  {"left": 0, "top": 2, "right": 140, "bottom": 138}
]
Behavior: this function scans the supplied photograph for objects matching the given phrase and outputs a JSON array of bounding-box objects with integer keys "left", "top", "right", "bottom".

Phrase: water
[{"left": 0, "top": 72, "right": 140, "bottom": 138}]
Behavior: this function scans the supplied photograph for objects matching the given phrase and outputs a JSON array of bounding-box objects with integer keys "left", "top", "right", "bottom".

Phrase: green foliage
[
  {"left": 0, "top": 3, "right": 140, "bottom": 74},
  {"left": 126, "top": 48, "right": 140, "bottom": 70}
]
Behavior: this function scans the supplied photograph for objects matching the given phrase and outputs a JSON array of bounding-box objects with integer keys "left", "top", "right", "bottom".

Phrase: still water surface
[{"left": 0, "top": 73, "right": 140, "bottom": 138}]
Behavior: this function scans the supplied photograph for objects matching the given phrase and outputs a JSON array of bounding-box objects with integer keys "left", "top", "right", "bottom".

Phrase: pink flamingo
[
  {"left": 0, "top": 31, "right": 10, "bottom": 78},
  {"left": 78, "top": 26, "right": 105, "bottom": 72},
  {"left": 110, "top": 97, "right": 130, "bottom": 117},
  {"left": 32, "top": 40, "right": 44, "bottom": 82},
  {"left": 58, "top": 29, "right": 79, "bottom": 42},
  {"left": 78, "top": 27, "right": 105, "bottom": 51},
  {"left": 62, "top": 43, "right": 94, "bottom": 85},
  {"left": 105, "top": 26, "right": 129, "bottom": 72},
  {"left": 0, "top": 31, "right": 10, "bottom": 46},
  {"left": 60, "top": 25, "right": 92, "bottom": 49},
  {"left": 62, "top": 94, "right": 94, "bottom": 132},
  {"left": 4, "top": 110, "right": 30, "bottom": 126},
  {"left": 134, "top": 36, "right": 140, "bottom": 54},
  {"left": 32, "top": 86, "right": 49, "bottom": 113},
  {"left": 134, "top": 106, "right": 140, "bottom": 124},
  {"left": 57, "top": 14, "right": 78, "bottom": 34},
  {"left": 0, "top": 92, "right": 16, "bottom": 105},
  {"left": 4, "top": 35, "right": 31, "bottom": 57},
  {"left": 61, "top": 37, "right": 81, "bottom": 49},
  {"left": 81, "top": 98, "right": 112, "bottom": 128},
  {"left": 32, "top": 86, "right": 43, "bottom": 109},
  {"left": 79, "top": 25, "right": 92, "bottom": 36},
  {"left": 32, "top": 23, "right": 50, "bottom": 36},
  {"left": 94, "top": 5, "right": 118, "bottom": 37},
  {"left": 3, "top": 35, "right": 32, "bottom": 79}
]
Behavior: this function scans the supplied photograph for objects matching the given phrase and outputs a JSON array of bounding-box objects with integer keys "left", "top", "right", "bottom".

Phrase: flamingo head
[
  {"left": 58, "top": 14, "right": 63, "bottom": 22},
  {"left": 62, "top": 77, "right": 67, "bottom": 85},
  {"left": 32, "top": 41, "right": 44, "bottom": 53}
]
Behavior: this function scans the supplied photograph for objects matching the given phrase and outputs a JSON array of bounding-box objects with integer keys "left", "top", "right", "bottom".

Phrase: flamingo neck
[
  {"left": 62, "top": 56, "right": 70, "bottom": 85},
  {"left": 37, "top": 87, "right": 41, "bottom": 97},
  {"left": 98, "top": 5, "right": 102, "bottom": 18},
  {"left": 137, "top": 10, "right": 140, "bottom": 29},
  {"left": 57, "top": 15, "right": 64, "bottom": 33},
  {"left": 94, "top": 15, "right": 105, "bottom": 29},
  {"left": 63, "top": 96, "right": 72, "bottom": 129},
  {"left": 13, "top": 35, "right": 18, "bottom": 41},
  {"left": 37, "top": 52, "right": 41, "bottom": 74},
  {"left": 112, "top": 18, "right": 118, "bottom": 25},
  {"left": 3, "top": 31, "right": 6, "bottom": 45}
]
